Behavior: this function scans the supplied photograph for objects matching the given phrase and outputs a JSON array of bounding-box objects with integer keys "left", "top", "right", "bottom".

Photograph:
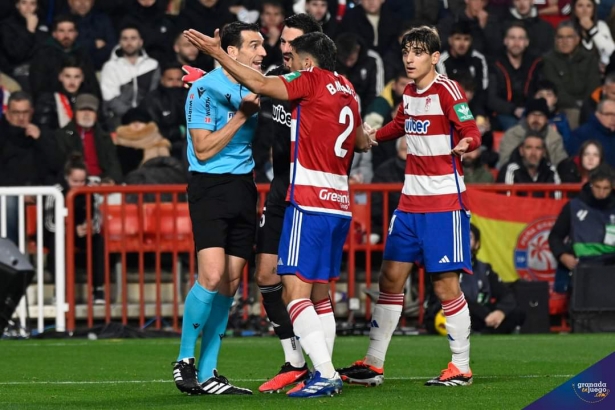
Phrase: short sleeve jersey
[
  {"left": 185, "top": 67, "right": 257, "bottom": 174},
  {"left": 279, "top": 67, "right": 361, "bottom": 218}
]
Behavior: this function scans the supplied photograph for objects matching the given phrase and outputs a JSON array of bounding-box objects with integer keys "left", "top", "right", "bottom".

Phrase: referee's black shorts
[{"left": 188, "top": 172, "right": 257, "bottom": 260}]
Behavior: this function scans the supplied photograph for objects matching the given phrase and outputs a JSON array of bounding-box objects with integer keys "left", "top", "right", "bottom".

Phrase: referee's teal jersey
[{"left": 185, "top": 67, "right": 258, "bottom": 174}]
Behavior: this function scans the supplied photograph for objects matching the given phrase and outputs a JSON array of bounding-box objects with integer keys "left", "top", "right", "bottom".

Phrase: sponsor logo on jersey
[
  {"left": 225, "top": 93, "right": 232, "bottom": 104},
  {"left": 187, "top": 100, "right": 193, "bottom": 122},
  {"left": 319, "top": 189, "right": 350, "bottom": 210},
  {"left": 205, "top": 97, "right": 211, "bottom": 117},
  {"left": 283, "top": 71, "right": 301, "bottom": 82},
  {"left": 272, "top": 104, "right": 291, "bottom": 127},
  {"left": 197, "top": 87, "right": 205, "bottom": 98},
  {"left": 227, "top": 112, "right": 235, "bottom": 122},
  {"left": 454, "top": 103, "right": 474, "bottom": 122},
  {"left": 205, "top": 117, "right": 211, "bottom": 123},
  {"left": 404, "top": 118, "right": 430, "bottom": 134}
]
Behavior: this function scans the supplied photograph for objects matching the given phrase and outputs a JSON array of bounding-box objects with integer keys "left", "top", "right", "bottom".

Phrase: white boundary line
[{"left": 0, "top": 375, "right": 575, "bottom": 385}]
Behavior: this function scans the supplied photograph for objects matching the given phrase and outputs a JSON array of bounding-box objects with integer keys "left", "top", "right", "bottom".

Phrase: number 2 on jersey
[{"left": 334, "top": 106, "right": 354, "bottom": 158}]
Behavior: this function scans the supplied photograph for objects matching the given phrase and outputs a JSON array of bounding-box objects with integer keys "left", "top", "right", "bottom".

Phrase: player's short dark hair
[
  {"left": 450, "top": 21, "right": 471, "bottom": 37},
  {"left": 52, "top": 15, "right": 76, "bottom": 32},
  {"left": 284, "top": 13, "right": 322, "bottom": 35},
  {"left": 221, "top": 22, "right": 261, "bottom": 52},
  {"left": 64, "top": 153, "right": 87, "bottom": 177},
  {"left": 470, "top": 223, "right": 480, "bottom": 243},
  {"left": 290, "top": 32, "right": 337, "bottom": 71},
  {"left": 535, "top": 79, "right": 558, "bottom": 96},
  {"left": 401, "top": 26, "right": 440, "bottom": 55},
  {"left": 589, "top": 163, "right": 614, "bottom": 185}
]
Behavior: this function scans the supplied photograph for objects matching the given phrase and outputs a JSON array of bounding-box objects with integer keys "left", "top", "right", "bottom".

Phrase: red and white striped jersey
[
  {"left": 376, "top": 74, "right": 481, "bottom": 213},
  {"left": 279, "top": 67, "right": 361, "bottom": 218}
]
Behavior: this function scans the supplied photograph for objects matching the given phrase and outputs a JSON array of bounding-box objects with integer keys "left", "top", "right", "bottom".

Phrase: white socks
[
  {"left": 315, "top": 298, "right": 336, "bottom": 357},
  {"left": 442, "top": 293, "right": 471, "bottom": 372},
  {"left": 288, "top": 298, "right": 336, "bottom": 378},
  {"left": 365, "top": 292, "right": 404, "bottom": 369}
]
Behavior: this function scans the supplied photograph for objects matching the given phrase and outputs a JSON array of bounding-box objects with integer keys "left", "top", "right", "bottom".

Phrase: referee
[{"left": 172, "top": 22, "right": 265, "bottom": 396}]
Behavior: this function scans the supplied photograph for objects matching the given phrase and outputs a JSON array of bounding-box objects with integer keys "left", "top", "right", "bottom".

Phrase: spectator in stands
[
  {"left": 115, "top": 107, "right": 187, "bottom": 195},
  {"left": 580, "top": 72, "right": 615, "bottom": 125},
  {"left": 0, "top": 92, "right": 56, "bottom": 243},
  {"left": 0, "top": 0, "right": 48, "bottom": 90},
  {"left": 437, "top": 0, "right": 500, "bottom": 58},
  {"left": 173, "top": 32, "right": 214, "bottom": 73},
  {"left": 100, "top": 24, "right": 160, "bottom": 131},
  {"left": 488, "top": 22, "right": 542, "bottom": 131},
  {"left": 338, "top": 0, "right": 401, "bottom": 57},
  {"left": 381, "top": 25, "right": 412, "bottom": 83},
  {"left": 44, "top": 154, "right": 105, "bottom": 304},
  {"left": 497, "top": 132, "right": 561, "bottom": 190},
  {"left": 364, "top": 71, "right": 410, "bottom": 132},
  {"left": 503, "top": 0, "right": 556, "bottom": 57},
  {"left": 568, "top": 100, "right": 615, "bottom": 167},
  {"left": 535, "top": 80, "right": 572, "bottom": 149},
  {"left": 349, "top": 150, "right": 373, "bottom": 185},
  {"left": 463, "top": 147, "right": 494, "bottom": 184},
  {"left": 176, "top": 0, "right": 236, "bottom": 37},
  {"left": 305, "top": 0, "right": 337, "bottom": 40},
  {"left": 436, "top": 21, "right": 489, "bottom": 117},
  {"left": 369, "top": 136, "right": 405, "bottom": 244},
  {"left": 335, "top": 32, "right": 384, "bottom": 114},
  {"left": 138, "top": 62, "right": 187, "bottom": 161},
  {"left": 68, "top": 0, "right": 116, "bottom": 71},
  {"left": 33, "top": 58, "right": 84, "bottom": 131},
  {"left": 558, "top": 139, "right": 604, "bottom": 183},
  {"left": 548, "top": 164, "right": 615, "bottom": 291},
  {"left": 29, "top": 15, "right": 99, "bottom": 102},
  {"left": 118, "top": 0, "right": 176, "bottom": 64},
  {"left": 498, "top": 98, "right": 568, "bottom": 168},
  {"left": 541, "top": 20, "right": 601, "bottom": 130},
  {"left": 364, "top": 72, "right": 410, "bottom": 170},
  {"left": 55, "top": 94, "right": 122, "bottom": 183},
  {"left": 0, "top": 91, "right": 56, "bottom": 186},
  {"left": 571, "top": 0, "right": 614, "bottom": 69},
  {"left": 259, "top": 0, "right": 285, "bottom": 69},
  {"left": 413, "top": 0, "right": 441, "bottom": 25}
]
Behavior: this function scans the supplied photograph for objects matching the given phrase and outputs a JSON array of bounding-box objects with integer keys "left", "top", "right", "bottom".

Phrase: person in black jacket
[
  {"left": 335, "top": 32, "right": 384, "bottom": 114},
  {"left": 548, "top": 164, "right": 615, "bottom": 291},
  {"left": 497, "top": 132, "right": 561, "bottom": 196},
  {"left": 68, "top": 0, "right": 116, "bottom": 70},
  {"left": 138, "top": 62, "right": 187, "bottom": 160},
  {"left": 488, "top": 22, "right": 542, "bottom": 131},
  {"left": 28, "top": 14, "right": 100, "bottom": 102},
  {"left": 0, "top": 0, "right": 48, "bottom": 90},
  {"left": 117, "top": 0, "right": 176, "bottom": 64},
  {"left": 44, "top": 154, "right": 106, "bottom": 303},
  {"left": 33, "top": 57, "right": 85, "bottom": 131},
  {"left": 0, "top": 91, "right": 56, "bottom": 244}
]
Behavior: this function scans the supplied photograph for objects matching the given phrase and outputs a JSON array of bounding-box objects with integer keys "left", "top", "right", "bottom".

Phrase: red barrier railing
[{"left": 64, "top": 182, "right": 581, "bottom": 332}]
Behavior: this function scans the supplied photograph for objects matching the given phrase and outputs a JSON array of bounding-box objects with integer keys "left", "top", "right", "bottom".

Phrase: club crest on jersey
[
  {"left": 454, "top": 103, "right": 474, "bottom": 122},
  {"left": 424, "top": 96, "right": 431, "bottom": 112},
  {"left": 405, "top": 118, "right": 430, "bottom": 134},
  {"left": 283, "top": 71, "right": 301, "bottom": 82}
]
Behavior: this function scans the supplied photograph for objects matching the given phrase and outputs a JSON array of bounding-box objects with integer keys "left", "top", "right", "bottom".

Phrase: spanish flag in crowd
[{"left": 466, "top": 189, "right": 566, "bottom": 283}]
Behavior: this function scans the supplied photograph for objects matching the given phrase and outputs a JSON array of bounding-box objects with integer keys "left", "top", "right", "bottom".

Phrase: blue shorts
[
  {"left": 277, "top": 205, "right": 351, "bottom": 283},
  {"left": 383, "top": 209, "right": 472, "bottom": 274}
]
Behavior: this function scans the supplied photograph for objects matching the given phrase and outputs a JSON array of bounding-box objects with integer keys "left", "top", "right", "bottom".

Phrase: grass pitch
[{"left": 0, "top": 334, "right": 612, "bottom": 410}]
